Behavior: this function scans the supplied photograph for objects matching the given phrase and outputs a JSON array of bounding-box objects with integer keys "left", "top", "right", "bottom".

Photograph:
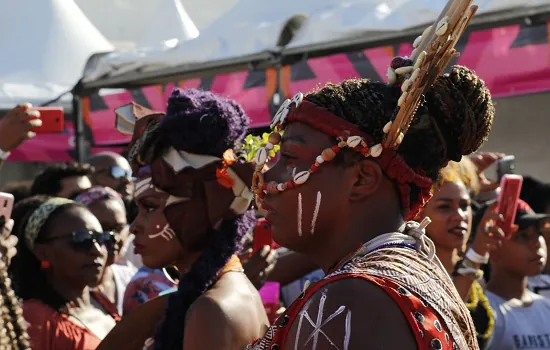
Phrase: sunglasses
[
  {"left": 98, "top": 166, "right": 132, "bottom": 180},
  {"left": 40, "top": 230, "right": 114, "bottom": 252}
]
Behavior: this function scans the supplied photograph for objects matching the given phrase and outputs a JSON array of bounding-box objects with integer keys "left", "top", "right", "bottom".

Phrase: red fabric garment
[
  {"left": 23, "top": 293, "right": 120, "bottom": 350},
  {"left": 248, "top": 273, "right": 456, "bottom": 350}
]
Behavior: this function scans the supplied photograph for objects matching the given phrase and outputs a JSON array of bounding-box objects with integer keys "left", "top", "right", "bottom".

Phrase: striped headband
[{"left": 25, "top": 198, "right": 74, "bottom": 250}]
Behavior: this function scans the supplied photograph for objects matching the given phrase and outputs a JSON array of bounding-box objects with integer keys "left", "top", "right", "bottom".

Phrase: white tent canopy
[
  {"left": 81, "top": 0, "right": 550, "bottom": 88},
  {"left": 0, "top": 0, "right": 114, "bottom": 109},
  {"left": 74, "top": 0, "right": 201, "bottom": 50}
]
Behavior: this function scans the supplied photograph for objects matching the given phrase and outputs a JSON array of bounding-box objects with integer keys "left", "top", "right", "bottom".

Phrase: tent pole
[{"left": 71, "top": 81, "right": 90, "bottom": 163}]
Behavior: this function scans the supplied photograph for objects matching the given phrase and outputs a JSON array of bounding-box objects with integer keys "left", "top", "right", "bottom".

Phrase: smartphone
[
  {"left": 497, "top": 155, "right": 516, "bottom": 181},
  {"left": 32, "top": 107, "right": 64, "bottom": 133},
  {"left": 0, "top": 193, "right": 14, "bottom": 229},
  {"left": 495, "top": 174, "right": 523, "bottom": 236},
  {"left": 253, "top": 218, "right": 274, "bottom": 253}
]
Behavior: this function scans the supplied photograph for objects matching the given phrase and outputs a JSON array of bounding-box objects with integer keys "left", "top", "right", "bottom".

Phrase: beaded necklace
[{"left": 464, "top": 280, "right": 495, "bottom": 340}]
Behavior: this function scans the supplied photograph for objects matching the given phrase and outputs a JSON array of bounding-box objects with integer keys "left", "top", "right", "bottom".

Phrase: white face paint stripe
[
  {"left": 148, "top": 224, "right": 176, "bottom": 241},
  {"left": 298, "top": 193, "right": 303, "bottom": 236},
  {"left": 310, "top": 191, "right": 322, "bottom": 235},
  {"left": 135, "top": 178, "right": 152, "bottom": 198},
  {"left": 344, "top": 310, "right": 352, "bottom": 350}
]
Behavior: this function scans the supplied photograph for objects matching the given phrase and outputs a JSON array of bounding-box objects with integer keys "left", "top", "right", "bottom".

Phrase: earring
[{"left": 40, "top": 260, "right": 50, "bottom": 270}]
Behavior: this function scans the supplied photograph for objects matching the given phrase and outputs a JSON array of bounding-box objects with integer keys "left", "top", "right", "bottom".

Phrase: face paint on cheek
[
  {"left": 135, "top": 178, "right": 154, "bottom": 198},
  {"left": 298, "top": 193, "right": 303, "bottom": 236},
  {"left": 310, "top": 191, "right": 322, "bottom": 235},
  {"left": 148, "top": 223, "right": 176, "bottom": 241}
]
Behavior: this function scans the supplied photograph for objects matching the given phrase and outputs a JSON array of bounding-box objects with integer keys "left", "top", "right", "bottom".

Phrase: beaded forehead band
[
  {"left": 253, "top": 97, "right": 432, "bottom": 219},
  {"left": 252, "top": 0, "right": 478, "bottom": 220}
]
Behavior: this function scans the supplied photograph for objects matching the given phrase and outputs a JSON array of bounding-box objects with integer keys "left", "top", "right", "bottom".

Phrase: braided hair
[
  {"left": 148, "top": 89, "right": 255, "bottom": 349},
  {"left": 0, "top": 255, "right": 30, "bottom": 349},
  {"left": 306, "top": 66, "right": 494, "bottom": 211}
]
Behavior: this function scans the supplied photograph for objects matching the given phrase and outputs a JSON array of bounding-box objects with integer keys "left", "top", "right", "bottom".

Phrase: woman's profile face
[
  {"left": 36, "top": 206, "right": 108, "bottom": 287},
  {"left": 421, "top": 181, "right": 472, "bottom": 253},
  {"left": 130, "top": 176, "right": 185, "bottom": 269},
  {"left": 262, "top": 122, "right": 355, "bottom": 252}
]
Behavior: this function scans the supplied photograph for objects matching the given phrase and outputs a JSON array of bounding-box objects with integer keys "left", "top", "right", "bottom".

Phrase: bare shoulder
[
  {"left": 284, "top": 277, "right": 417, "bottom": 350},
  {"left": 184, "top": 273, "right": 268, "bottom": 350}
]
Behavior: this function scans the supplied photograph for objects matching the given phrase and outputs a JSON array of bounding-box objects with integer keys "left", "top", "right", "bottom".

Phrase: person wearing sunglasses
[
  {"left": 75, "top": 186, "right": 137, "bottom": 314},
  {"left": 8, "top": 196, "right": 120, "bottom": 350},
  {"left": 89, "top": 152, "right": 134, "bottom": 202}
]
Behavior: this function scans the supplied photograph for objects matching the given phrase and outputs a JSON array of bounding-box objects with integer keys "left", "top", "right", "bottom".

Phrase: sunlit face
[
  {"left": 421, "top": 181, "right": 472, "bottom": 253},
  {"left": 35, "top": 206, "right": 107, "bottom": 288},
  {"left": 492, "top": 223, "right": 547, "bottom": 277},
  {"left": 92, "top": 158, "right": 134, "bottom": 200},
  {"left": 130, "top": 176, "right": 185, "bottom": 269},
  {"left": 262, "top": 122, "right": 355, "bottom": 253}
]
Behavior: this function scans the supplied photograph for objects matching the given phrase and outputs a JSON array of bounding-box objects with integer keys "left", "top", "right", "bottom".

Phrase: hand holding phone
[
  {"left": 31, "top": 107, "right": 64, "bottom": 134},
  {"left": 495, "top": 174, "right": 523, "bottom": 236}
]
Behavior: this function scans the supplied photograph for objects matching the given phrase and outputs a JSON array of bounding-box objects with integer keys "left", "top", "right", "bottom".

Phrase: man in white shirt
[{"left": 486, "top": 200, "right": 550, "bottom": 349}]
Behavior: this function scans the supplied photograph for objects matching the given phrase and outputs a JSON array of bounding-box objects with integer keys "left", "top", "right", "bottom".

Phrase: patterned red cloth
[{"left": 248, "top": 273, "right": 456, "bottom": 350}]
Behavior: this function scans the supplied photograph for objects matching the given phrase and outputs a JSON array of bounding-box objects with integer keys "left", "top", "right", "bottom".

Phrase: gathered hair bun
[
  {"left": 160, "top": 88, "right": 250, "bottom": 157},
  {"left": 425, "top": 66, "right": 494, "bottom": 159}
]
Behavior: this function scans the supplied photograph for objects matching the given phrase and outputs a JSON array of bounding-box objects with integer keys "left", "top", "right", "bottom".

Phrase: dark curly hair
[
  {"left": 31, "top": 163, "right": 93, "bottom": 198},
  {"left": 149, "top": 89, "right": 254, "bottom": 349},
  {"left": 8, "top": 196, "right": 84, "bottom": 311},
  {"left": 0, "top": 255, "right": 30, "bottom": 349},
  {"left": 306, "top": 66, "right": 494, "bottom": 210}
]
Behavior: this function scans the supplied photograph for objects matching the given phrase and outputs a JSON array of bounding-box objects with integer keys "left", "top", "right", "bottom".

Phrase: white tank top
[{"left": 486, "top": 290, "right": 550, "bottom": 349}]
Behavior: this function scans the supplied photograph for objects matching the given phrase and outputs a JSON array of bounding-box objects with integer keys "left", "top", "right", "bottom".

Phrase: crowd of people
[{"left": 0, "top": 5, "right": 549, "bottom": 350}]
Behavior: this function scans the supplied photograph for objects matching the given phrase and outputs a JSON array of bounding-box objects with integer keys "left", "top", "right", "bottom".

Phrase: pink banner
[{"left": 10, "top": 23, "right": 550, "bottom": 162}]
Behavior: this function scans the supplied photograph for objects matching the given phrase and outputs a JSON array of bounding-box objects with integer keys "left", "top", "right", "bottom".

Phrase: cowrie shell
[
  {"left": 413, "top": 36, "right": 422, "bottom": 48},
  {"left": 410, "top": 68, "right": 420, "bottom": 82},
  {"left": 293, "top": 171, "right": 310, "bottom": 185},
  {"left": 370, "top": 144, "right": 383, "bottom": 158},
  {"left": 396, "top": 132, "right": 405, "bottom": 145},
  {"left": 271, "top": 99, "right": 291, "bottom": 128},
  {"left": 414, "top": 51, "right": 426, "bottom": 69},
  {"left": 401, "top": 79, "right": 411, "bottom": 93},
  {"left": 255, "top": 147, "right": 268, "bottom": 165},
  {"left": 383, "top": 121, "right": 392, "bottom": 134},
  {"left": 291, "top": 92, "right": 304, "bottom": 107},
  {"left": 395, "top": 66, "right": 414, "bottom": 75},
  {"left": 436, "top": 16, "right": 449, "bottom": 36},
  {"left": 398, "top": 92, "right": 408, "bottom": 107},
  {"left": 386, "top": 67, "right": 396, "bottom": 85},
  {"left": 422, "top": 25, "right": 433, "bottom": 39},
  {"left": 346, "top": 136, "right": 362, "bottom": 148}
]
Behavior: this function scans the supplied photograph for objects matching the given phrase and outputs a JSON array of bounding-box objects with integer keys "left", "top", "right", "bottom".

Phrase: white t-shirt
[
  {"left": 528, "top": 275, "right": 550, "bottom": 298},
  {"left": 486, "top": 290, "right": 550, "bottom": 349},
  {"left": 110, "top": 260, "right": 138, "bottom": 314}
]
